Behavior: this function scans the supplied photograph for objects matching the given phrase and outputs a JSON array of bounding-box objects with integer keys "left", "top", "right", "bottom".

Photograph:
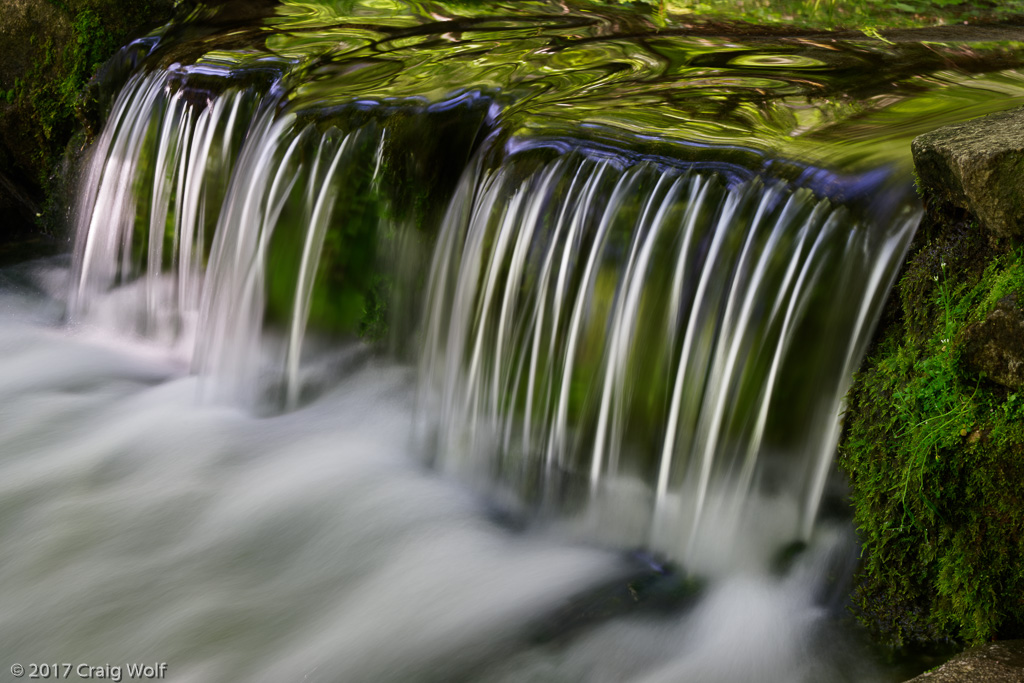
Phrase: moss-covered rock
[
  {"left": 0, "top": 0, "right": 177, "bottom": 241},
  {"left": 961, "top": 294, "right": 1024, "bottom": 391},
  {"left": 840, "top": 114, "right": 1024, "bottom": 651}
]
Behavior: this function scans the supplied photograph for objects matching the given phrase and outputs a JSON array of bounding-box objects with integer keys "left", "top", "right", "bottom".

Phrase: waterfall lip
[
  {"left": 500, "top": 132, "right": 915, "bottom": 215},
  {"left": 163, "top": 56, "right": 293, "bottom": 85},
  {"left": 283, "top": 87, "right": 498, "bottom": 122}
]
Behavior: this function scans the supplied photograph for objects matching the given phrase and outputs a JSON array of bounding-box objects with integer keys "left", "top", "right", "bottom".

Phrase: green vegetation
[
  {"left": 839, "top": 214, "right": 1024, "bottom": 649},
  {"left": 14, "top": 1, "right": 159, "bottom": 181},
  {"left": 0, "top": 0, "right": 176, "bottom": 238}
]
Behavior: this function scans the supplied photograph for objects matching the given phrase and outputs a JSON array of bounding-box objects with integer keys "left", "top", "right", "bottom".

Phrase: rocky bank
[{"left": 841, "top": 105, "right": 1024, "bottom": 651}]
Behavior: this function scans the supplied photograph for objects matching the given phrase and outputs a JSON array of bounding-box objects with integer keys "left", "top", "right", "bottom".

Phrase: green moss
[
  {"left": 0, "top": 0, "right": 175, "bottom": 238},
  {"left": 260, "top": 128, "right": 392, "bottom": 344},
  {"left": 12, "top": 8, "right": 113, "bottom": 185},
  {"left": 839, "top": 218, "right": 1024, "bottom": 650}
]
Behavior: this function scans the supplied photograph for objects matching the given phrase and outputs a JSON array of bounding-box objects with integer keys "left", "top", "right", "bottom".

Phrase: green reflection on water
[
  {"left": 728, "top": 53, "right": 828, "bottom": 68},
  {"left": 157, "top": 0, "right": 1024, "bottom": 174}
]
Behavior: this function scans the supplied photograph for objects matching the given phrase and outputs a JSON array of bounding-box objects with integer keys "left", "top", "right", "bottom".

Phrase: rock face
[
  {"left": 905, "top": 640, "right": 1024, "bottom": 682},
  {"left": 0, "top": 0, "right": 176, "bottom": 241},
  {"left": 912, "top": 106, "right": 1024, "bottom": 240},
  {"left": 0, "top": 0, "right": 71, "bottom": 236},
  {"left": 0, "top": 1, "right": 71, "bottom": 87},
  {"left": 962, "top": 294, "right": 1024, "bottom": 390},
  {"left": 840, "top": 112, "right": 1024, "bottom": 651}
]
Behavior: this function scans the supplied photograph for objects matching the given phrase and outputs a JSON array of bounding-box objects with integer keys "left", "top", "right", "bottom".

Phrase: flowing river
[{"left": 5, "top": 1, "right": 1024, "bottom": 680}]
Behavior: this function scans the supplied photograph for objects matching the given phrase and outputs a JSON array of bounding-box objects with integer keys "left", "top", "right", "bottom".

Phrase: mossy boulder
[
  {"left": 0, "top": 0, "right": 177, "bottom": 241},
  {"left": 840, "top": 114, "right": 1024, "bottom": 651},
  {"left": 912, "top": 106, "right": 1024, "bottom": 241}
]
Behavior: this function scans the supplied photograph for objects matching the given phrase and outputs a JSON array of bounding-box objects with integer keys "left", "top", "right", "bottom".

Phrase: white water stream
[{"left": 0, "top": 261, "right": 893, "bottom": 682}]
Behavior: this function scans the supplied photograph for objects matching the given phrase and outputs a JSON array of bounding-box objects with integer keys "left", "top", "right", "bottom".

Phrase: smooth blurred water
[
  {"left": 10, "top": 2, "right": 1021, "bottom": 679},
  {"left": 0, "top": 259, "right": 902, "bottom": 682},
  {"left": 419, "top": 147, "right": 917, "bottom": 570}
]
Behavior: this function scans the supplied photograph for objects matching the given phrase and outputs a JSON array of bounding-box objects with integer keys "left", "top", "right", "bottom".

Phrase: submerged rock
[
  {"left": 912, "top": 106, "right": 1024, "bottom": 240},
  {"left": 905, "top": 640, "right": 1024, "bottom": 682},
  {"left": 527, "top": 553, "right": 703, "bottom": 644},
  {"left": 961, "top": 294, "right": 1024, "bottom": 390}
]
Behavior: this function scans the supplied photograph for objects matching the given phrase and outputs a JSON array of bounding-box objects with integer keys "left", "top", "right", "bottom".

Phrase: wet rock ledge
[
  {"left": 905, "top": 640, "right": 1024, "bottom": 682},
  {"left": 839, "top": 106, "right": 1024, "bottom": 652},
  {"left": 913, "top": 107, "right": 1024, "bottom": 240}
]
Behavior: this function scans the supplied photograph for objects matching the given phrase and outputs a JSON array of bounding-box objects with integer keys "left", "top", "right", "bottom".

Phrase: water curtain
[
  {"left": 71, "top": 68, "right": 387, "bottom": 403},
  {"left": 70, "top": 68, "right": 919, "bottom": 566},
  {"left": 421, "top": 145, "right": 917, "bottom": 564}
]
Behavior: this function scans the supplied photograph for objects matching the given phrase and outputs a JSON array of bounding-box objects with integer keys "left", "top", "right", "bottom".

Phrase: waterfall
[
  {"left": 23, "top": 5, "right": 1024, "bottom": 677},
  {"left": 70, "top": 64, "right": 919, "bottom": 569},
  {"left": 71, "top": 67, "right": 273, "bottom": 368},
  {"left": 70, "top": 67, "right": 398, "bottom": 403},
  {"left": 420, "top": 142, "right": 918, "bottom": 567}
]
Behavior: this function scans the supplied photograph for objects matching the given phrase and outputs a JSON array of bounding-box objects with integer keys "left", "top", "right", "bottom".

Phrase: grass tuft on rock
[{"left": 839, "top": 208, "right": 1024, "bottom": 651}]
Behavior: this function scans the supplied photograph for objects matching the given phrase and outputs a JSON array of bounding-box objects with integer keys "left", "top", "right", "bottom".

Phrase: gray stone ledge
[
  {"left": 912, "top": 107, "right": 1024, "bottom": 240},
  {"left": 905, "top": 640, "right": 1024, "bottom": 682}
]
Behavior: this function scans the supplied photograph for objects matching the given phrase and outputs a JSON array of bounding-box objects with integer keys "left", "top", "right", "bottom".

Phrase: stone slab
[
  {"left": 905, "top": 640, "right": 1024, "bottom": 682},
  {"left": 913, "top": 107, "right": 1024, "bottom": 239}
]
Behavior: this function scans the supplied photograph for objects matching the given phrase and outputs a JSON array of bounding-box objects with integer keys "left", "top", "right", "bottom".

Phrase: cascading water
[
  {"left": 70, "top": 61, "right": 916, "bottom": 571},
  {"left": 8, "top": 3, "right": 1024, "bottom": 680},
  {"left": 69, "top": 65, "right": 412, "bottom": 405},
  {"left": 70, "top": 68, "right": 269, "bottom": 365},
  {"left": 421, "top": 143, "right": 917, "bottom": 568}
]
